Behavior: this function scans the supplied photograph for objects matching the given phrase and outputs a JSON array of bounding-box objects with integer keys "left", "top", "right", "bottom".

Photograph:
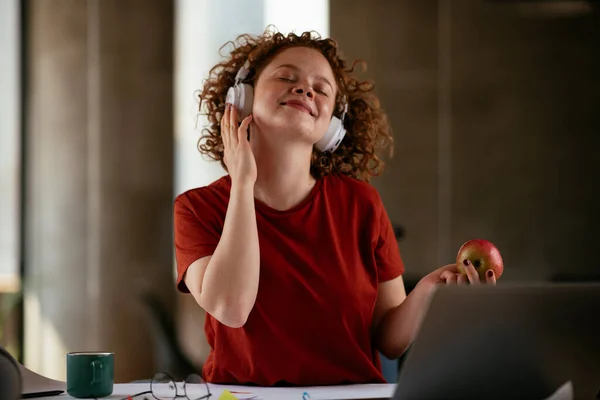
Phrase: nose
[{"left": 293, "top": 85, "right": 314, "bottom": 99}]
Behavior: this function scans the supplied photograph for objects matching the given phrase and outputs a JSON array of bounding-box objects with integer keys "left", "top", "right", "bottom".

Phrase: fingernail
[
  {"left": 463, "top": 259, "right": 470, "bottom": 266},
  {"left": 486, "top": 270, "right": 494, "bottom": 278}
]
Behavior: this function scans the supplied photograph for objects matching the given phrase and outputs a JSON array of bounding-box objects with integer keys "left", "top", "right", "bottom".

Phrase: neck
[{"left": 250, "top": 134, "right": 316, "bottom": 211}]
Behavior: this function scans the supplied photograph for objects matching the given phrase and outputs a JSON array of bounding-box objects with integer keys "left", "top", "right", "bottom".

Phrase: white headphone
[{"left": 225, "top": 60, "right": 348, "bottom": 153}]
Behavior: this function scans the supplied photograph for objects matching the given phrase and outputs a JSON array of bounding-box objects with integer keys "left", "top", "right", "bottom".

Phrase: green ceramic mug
[{"left": 66, "top": 352, "right": 114, "bottom": 398}]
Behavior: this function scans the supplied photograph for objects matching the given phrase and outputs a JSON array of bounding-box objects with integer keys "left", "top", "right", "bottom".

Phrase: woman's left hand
[
  {"left": 418, "top": 261, "right": 496, "bottom": 292},
  {"left": 440, "top": 260, "right": 496, "bottom": 285}
]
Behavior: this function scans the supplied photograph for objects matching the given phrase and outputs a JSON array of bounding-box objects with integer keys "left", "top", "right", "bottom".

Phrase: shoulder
[
  {"left": 323, "top": 173, "right": 383, "bottom": 205},
  {"left": 174, "top": 175, "right": 231, "bottom": 216}
]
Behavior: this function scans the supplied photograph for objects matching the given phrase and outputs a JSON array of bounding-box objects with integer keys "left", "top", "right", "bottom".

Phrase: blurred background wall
[
  {"left": 0, "top": 0, "right": 598, "bottom": 383},
  {"left": 23, "top": 0, "right": 175, "bottom": 382},
  {"left": 331, "top": 0, "right": 600, "bottom": 284}
]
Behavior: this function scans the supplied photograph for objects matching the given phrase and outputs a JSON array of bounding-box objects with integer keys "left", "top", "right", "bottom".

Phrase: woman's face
[{"left": 252, "top": 46, "right": 338, "bottom": 145}]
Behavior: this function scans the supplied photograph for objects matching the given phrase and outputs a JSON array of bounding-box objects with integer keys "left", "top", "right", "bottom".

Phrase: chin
[{"left": 257, "top": 113, "right": 317, "bottom": 139}]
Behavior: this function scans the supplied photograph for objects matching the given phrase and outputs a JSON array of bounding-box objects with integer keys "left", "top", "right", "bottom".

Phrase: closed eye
[{"left": 278, "top": 77, "right": 295, "bottom": 82}]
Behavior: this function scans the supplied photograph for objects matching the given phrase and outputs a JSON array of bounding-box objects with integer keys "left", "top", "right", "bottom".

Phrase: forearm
[
  {"left": 200, "top": 183, "right": 260, "bottom": 327},
  {"left": 375, "top": 280, "right": 436, "bottom": 359}
]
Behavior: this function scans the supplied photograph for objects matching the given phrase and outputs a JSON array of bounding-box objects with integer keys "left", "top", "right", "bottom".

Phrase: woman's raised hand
[{"left": 221, "top": 104, "right": 256, "bottom": 186}]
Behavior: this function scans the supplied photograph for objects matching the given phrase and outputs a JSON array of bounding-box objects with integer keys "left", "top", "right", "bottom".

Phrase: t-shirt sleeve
[
  {"left": 374, "top": 195, "right": 405, "bottom": 282},
  {"left": 173, "top": 193, "right": 221, "bottom": 293}
]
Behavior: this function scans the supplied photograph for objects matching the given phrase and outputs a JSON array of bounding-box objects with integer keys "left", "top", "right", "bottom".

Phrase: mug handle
[{"left": 90, "top": 360, "right": 103, "bottom": 384}]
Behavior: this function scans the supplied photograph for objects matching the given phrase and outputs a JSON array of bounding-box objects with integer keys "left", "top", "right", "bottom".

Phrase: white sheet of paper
[
  {"left": 543, "top": 381, "right": 573, "bottom": 400},
  {"left": 42, "top": 382, "right": 396, "bottom": 399},
  {"left": 30, "top": 380, "right": 577, "bottom": 400},
  {"left": 18, "top": 359, "right": 66, "bottom": 396},
  {"left": 209, "top": 383, "right": 396, "bottom": 399}
]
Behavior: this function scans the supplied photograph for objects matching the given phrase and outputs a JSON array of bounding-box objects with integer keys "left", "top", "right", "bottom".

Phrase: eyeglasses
[{"left": 121, "top": 372, "right": 211, "bottom": 400}]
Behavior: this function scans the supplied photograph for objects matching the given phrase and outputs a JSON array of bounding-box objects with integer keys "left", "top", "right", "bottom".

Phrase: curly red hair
[{"left": 197, "top": 28, "right": 393, "bottom": 182}]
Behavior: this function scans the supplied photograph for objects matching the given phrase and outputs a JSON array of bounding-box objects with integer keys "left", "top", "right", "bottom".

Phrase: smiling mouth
[{"left": 281, "top": 102, "right": 314, "bottom": 116}]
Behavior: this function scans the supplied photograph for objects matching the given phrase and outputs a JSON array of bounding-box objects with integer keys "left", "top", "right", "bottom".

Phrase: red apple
[{"left": 456, "top": 239, "right": 504, "bottom": 280}]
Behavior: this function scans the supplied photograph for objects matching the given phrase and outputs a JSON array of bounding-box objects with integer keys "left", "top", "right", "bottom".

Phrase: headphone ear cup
[
  {"left": 237, "top": 83, "right": 254, "bottom": 120},
  {"left": 226, "top": 84, "right": 254, "bottom": 121},
  {"left": 315, "top": 116, "right": 346, "bottom": 153},
  {"left": 225, "top": 86, "right": 236, "bottom": 107}
]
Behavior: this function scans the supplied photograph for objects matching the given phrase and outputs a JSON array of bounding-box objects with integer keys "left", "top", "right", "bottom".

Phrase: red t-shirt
[{"left": 173, "top": 173, "right": 405, "bottom": 386}]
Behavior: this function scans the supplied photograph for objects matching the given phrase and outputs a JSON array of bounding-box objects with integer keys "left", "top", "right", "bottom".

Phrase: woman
[{"left": 173, "top": 29, "right": 495, "bottom": 386}]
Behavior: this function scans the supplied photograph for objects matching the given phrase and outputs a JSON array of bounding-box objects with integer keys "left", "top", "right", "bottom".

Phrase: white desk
[
  {"left": 19, "top": 360, "right": 395, "bottom": 399},
  {"left": 44, "top": 382, "right": 396, "bottom": 399}
]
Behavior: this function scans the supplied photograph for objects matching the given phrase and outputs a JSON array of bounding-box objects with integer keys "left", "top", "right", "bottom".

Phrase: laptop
[{"left": 390, "top": 282, "right": 600, "bottom": 400}]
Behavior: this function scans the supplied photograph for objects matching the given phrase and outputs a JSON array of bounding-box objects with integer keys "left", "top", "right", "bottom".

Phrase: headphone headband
[
  {"left": 234, "top": 60, "right": 251, "bottom": 85},
  {"left": 340, "top": 97, "right": 348, "bottom": 121}
]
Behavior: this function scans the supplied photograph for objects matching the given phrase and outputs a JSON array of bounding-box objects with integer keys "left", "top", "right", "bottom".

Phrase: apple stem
[{"left": 463, "top": 259, "right": 470, "bottom": 266}]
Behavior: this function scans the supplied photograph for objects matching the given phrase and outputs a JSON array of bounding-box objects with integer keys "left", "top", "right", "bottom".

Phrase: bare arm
[
  {"left": 184, "top": 183, "right": 260, "bottom": 328},
  {"left": 374, "top": 262, "right": 494, "bottom": 359},
  {"left": 373, "top": 276, "right": 431, "bottom": 359}
]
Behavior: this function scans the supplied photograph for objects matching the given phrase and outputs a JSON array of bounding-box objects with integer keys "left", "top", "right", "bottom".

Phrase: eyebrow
[{"left": 274, "top": 63, "right": 334, "bottom": 91}]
